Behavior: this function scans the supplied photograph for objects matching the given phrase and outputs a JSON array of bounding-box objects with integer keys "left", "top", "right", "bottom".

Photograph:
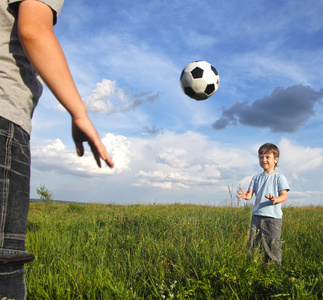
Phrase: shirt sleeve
[
  {"left": 278, "top": 174, "right": 290, "bottom": 192},
  {"left": 248, "top": 175, "right": 256, "bottom": 191},
  {"left": 8, "top": 0, "right": 64, "bottom": 25}
]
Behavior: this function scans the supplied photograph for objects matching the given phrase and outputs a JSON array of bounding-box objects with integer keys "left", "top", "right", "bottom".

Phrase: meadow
[{"left": 25, "top": 203, "right": 323, "bottom": 299}]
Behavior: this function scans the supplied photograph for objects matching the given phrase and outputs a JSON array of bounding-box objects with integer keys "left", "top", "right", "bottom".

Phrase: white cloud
[
  {"left": 83, "top": 79, "right": 126, "bottom": 113},
  {"left": 286, "top": 191, "right": 323, "bottom": 207},
  {"left": 82, "top": 79, "right": 160, "bottom": 114},
  {"left": 30, "top": 130, "right": 323, "bottom": 205},
  {"left": 102, "top": 133, "right": 132, "bottom": 172},
  {"left": 130, "top": 131, "right": 254, "bottom": 190},
  {"left": 130, "top": 132, "right": 323, "bottom": 201},
  {"left": 31, "top": 133, "right": 132, "bottom": 177},
  {"left": 279, "top": 138, "right": 323, "bottom": 179},
  {"left": 134, "top": 170, "right": 208, "bottom": 190}
]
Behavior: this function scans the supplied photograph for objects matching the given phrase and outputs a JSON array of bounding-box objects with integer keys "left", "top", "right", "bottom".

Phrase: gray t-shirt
[{"left": 0, "top": 0, "right": 64, "bottom": 134}]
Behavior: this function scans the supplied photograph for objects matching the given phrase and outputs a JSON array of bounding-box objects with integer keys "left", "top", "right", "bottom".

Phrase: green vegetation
[
  {"left": 36, "top": 184, "right": 54, "bottom": 204},
  {"left": 25, "top": 204, "right": 323, "bottom": 299}
]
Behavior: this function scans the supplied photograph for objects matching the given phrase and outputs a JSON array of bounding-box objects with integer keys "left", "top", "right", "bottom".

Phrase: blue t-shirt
[{"left": 248, "top": 172, "right": 290, "bottom": 219}]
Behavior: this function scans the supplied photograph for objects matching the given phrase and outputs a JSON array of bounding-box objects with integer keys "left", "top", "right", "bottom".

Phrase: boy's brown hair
[
  {"left": 258, "top": 143, "right": 280, "bottom": 167},
  {"left": 258, "top": 143, "right": 280, "bottom": 157}
]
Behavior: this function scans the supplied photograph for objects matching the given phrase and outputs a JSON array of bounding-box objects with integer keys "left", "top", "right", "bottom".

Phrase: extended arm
[
  {"left": 265, "top": 189, "right": 288, "bottom": 205},
  {"left": 237, "top": 187, "right": 253, "bottom": 201},
  {"left": 17, "top": 0, "right": 113, "bottom": 168}
]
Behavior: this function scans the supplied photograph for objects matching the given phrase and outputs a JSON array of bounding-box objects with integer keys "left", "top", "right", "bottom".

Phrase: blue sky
[{"left": 30, "top": 0, "right": 323, "bottom": 206}]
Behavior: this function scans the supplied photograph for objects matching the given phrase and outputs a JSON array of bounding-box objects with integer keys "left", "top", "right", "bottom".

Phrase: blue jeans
[
  {"left": 248, "top": 214, "right": 283, "bottom": 265},
  {"left": 0, "top": 117, "right": 34, "bottom": 300}
]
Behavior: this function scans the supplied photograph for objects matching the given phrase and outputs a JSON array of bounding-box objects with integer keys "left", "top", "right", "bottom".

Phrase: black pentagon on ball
[
  {"left": 191, "top": 67, "right": 204, "bottom": 79},
  {"left": 205, "top": 84, "right": 215, "bottom": 95},
  {"left": 184, "top": 87, "right": 209, "bottom": 101},
  {"left": 184, "top": 86, "right": 196, "bottom": 98},
  {"left": 194, "top": 93, "right": 208, "bottom": 101},
  {"left": 211, "top": 65, "right": 218, "bottom": 76}
]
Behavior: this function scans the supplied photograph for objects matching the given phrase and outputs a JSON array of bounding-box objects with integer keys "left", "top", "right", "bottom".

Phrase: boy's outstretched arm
[
  {"left": 265, "top": 190, "right": 288, "bottom": 205},
  {"left": 237, "top": 187, "right": 253, "bottom": 201},
  {"left": 17, "top": 0, "right": 114, "bottom": 168}
]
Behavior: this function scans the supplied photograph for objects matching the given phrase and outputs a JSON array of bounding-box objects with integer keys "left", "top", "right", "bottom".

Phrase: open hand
[
  {"left": 72, "top": 116, "right": 114, "bottom": 168},
  {"left": 236, "top": 187, "right": 247, "bottom": 201},
  {"left": 265, "top": 193, "right": 276, "bottom": 204}
]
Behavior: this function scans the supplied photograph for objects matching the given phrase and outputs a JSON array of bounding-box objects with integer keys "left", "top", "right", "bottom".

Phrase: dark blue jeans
[{"left": 0, "top": 117, "right": 34, "bottom": 300}]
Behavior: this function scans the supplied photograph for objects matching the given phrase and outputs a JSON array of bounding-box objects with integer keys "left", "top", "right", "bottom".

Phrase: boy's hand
[
  {"left": 72, "top": 116, "right": 114, "bottom": 168},
  {"left": 266, "top": 190, "right": 288, "bottom": 205},
  {"left": 265, "top": 193, "right": 276, "bottom": 204},
  {"left": 237, "top": 187, "right": 253, "bottom": 201},
  {"left": 237, "top": 187, "right": 246, "bottom": 201}
]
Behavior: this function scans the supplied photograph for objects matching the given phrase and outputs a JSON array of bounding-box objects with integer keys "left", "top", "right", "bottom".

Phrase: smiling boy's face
[{"left": 258, "top": 151, "right": 279, "bottom": 174}]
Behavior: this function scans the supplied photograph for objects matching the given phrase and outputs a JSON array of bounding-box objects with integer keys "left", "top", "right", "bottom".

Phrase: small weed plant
[{"left": 36, "top": 184, "right": 54, "bottom": 204}]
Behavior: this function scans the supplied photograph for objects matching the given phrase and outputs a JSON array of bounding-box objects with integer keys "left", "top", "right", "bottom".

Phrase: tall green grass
[{"left": 25, "top": 204, "right": 323, "bottom": 299}]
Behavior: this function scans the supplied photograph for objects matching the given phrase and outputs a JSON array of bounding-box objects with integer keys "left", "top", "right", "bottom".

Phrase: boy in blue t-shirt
[{"left": 237, "top": 143, "right": 290, "bottom": 265}]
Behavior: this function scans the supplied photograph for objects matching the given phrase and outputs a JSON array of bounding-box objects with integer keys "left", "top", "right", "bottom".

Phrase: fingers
[
  {"left": 97, "top": 142, "right": 114, "bottom": 168},
  {"left": 77, "top": 140, "right": 114, "bottom": 168},
  {"left": 77, "top": 139, "right": 114, "bottom": 168},
  {"left": 103, "top": 154, "right": 114, "bottom": 168},
  {"left": 237, "top": 187, "right": 245, "bottom": 196},
  {"left": 265, "top": 193, "right": 276, "bottom": 204},
  {"left": 75, "top": 141, "right": 84, "bottom": 157},
  {"left": 89, "top": 141, "right": 114, "bottom": 169},
  {"left": 265, "top": 193, "right": 273, "bottom": 200},
  {"left": 72, "top": 118, "right": 114, "bottom": 169},
  {"left": 237, "top": 188, "right": 242, "bottom": 194},
  {"left": 89, "top": 142, "right": 102, "bottom": 168},
  {"left": 236, "top": 188, "right": 244, "bottom": 201}
]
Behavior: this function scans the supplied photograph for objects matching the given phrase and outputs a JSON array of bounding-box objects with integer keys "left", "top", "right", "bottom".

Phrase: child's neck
[{"left": 263, "top": 169, "right": 275, "bottom": 174}]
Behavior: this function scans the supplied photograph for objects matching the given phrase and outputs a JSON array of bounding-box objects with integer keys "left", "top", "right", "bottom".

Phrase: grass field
[{"left": 25, "top": 203, "right": 323, "bottom": 299}]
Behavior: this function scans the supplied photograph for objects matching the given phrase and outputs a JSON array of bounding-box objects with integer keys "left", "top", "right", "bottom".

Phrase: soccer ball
[{"left": 180, "top": 61, "right": 219, "bottom": 100}]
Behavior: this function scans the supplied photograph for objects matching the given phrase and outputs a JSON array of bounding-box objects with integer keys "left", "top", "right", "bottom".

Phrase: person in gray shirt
[{"left": 0, "top": 1, "right": 114, "bottom": 298}]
